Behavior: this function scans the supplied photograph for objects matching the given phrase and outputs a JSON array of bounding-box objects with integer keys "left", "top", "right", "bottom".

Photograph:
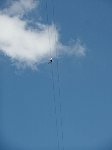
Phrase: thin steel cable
[
  {"left": 45, "top": 0, "right": 61, "bottom": 149},
  {"left": 45, "top": 1, "right": 52, "bottom": 57},
  {"left": 51, "top": 0, "right": 65, "bottom": 149},
  {"left": 51, "top": 63, "right": 60, "bottom": 150}
]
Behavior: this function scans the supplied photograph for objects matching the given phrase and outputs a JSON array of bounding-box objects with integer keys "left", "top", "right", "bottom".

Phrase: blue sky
[{"left": 0, "top": 0, "right": 112, "bottom": 150}]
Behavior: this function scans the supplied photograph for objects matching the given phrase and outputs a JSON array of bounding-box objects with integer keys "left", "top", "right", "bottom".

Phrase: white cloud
[
  {"left": 66, "top": 39, "right": 86, "bottom": 57},
  {"left": 0, "top": 15, "right": 59, "bottom": 66},
  {"left": 3, "top": 0, "right": 38, "bottom": 17},
  {"left": 0, "top": 0, "right": 86, "bottom": 69}
]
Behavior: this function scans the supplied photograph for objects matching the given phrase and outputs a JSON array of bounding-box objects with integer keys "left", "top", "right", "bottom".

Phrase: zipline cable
[
  {"left": 51, "top": 0, "right": 65, "bottom": 149},
  {"left": 45, "top": 0, "right": 61, "bottom": 149},
  {"left": 51, "top": 62, "right": 60, "bottom": 150}
]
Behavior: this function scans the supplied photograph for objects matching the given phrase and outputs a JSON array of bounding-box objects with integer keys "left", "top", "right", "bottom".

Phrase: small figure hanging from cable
[{"left": 48, "top": 58, "right": 53, "bottom": 64}]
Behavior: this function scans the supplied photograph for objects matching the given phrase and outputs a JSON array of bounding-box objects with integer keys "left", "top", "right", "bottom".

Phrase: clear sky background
[{"left": 0, "top": 0, "right": 112, "bottom": 150}]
